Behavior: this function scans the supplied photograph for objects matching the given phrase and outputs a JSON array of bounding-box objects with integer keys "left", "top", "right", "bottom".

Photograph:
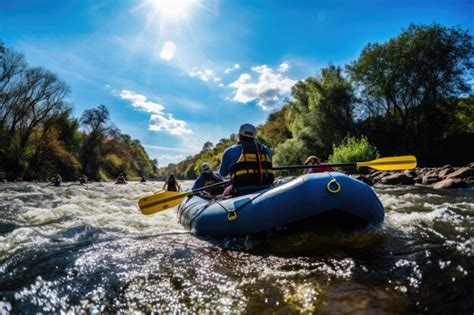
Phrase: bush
[
  {"left": 273, "top": 138, "right": 311, "bottom": 176},
  {"left": 329, "top": 136, "right": 379, "bottom": 169}
]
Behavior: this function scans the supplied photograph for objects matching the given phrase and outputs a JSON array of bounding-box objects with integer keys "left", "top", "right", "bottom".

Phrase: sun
[{"left": 144, "top": 0, "right": 196, "bottom": 22}]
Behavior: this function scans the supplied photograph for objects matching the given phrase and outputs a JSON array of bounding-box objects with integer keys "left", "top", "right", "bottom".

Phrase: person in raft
[
  {"left": 304, "top": 155, "right": 335, "bottom": 173},
  {"left": 115, "top": 173, "right": 127, "bottom": 184},
  {"left": 218, "top": 123, "right": 274, "bottom": 196},
  {"left": 163, "top": 173, "right": 181, "bottom": 192},
  {"left": 52, "top": 174, "right": 62, "bottom": 187},
  {"left": 79, "top": 174, "right": 88, "bottom": 185},
  {"left": 192, "top": 163, "right": 224, "bottom": 195}
]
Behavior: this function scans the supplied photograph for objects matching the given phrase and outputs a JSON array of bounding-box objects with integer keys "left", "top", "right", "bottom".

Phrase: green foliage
[
  {"left": 329, "top": 136, "right": 380, "bottom": 164},
  {"left": 273, "top": 138, "right": 308, "bottom": 166},
  {"left": 280, "top": 65, "right": 354, "bottom": 162},
  {"left": 446, "top": 96, "right": 474, "bottom": 134},
  {"left": 348, "top": 23, "right": 474, "bottom": 158},
  {"left": 0, "top": 42, "right": 157, "bottom": 181},
  {"left": 257, "top": 105, "right": 292, "bottom": 148}
]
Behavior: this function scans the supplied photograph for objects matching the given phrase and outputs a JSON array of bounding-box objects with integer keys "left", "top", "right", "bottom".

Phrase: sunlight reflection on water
[{"left": 0, "top": 181, "right": 472, "bottom": 313}]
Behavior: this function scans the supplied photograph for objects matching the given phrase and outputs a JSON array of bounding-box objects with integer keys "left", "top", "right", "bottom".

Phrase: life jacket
[
  {"left": 167, "top": 176, "right": 177, "bottom": 191},
  {"left": 202, "top": 172, "right": 224, "bottom": 195},
  {"left": 229, "top": 141, "right": 274, "bottom": 195}
]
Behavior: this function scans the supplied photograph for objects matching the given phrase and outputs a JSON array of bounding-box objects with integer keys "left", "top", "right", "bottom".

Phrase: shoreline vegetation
[
  {"left": 2, "top": 164, "right": 472, "bottom": 190},
  {"left": 1, "top": 23, "right": 473, "bottom": 184}
]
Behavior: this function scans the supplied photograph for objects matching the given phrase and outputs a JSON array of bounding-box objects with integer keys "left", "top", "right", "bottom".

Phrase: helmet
[
  {"left": 238, "top": 123, "right": 256, "bottom": 138},
  {"left": 304, "top": 155, "right": 320, "bottom": 165},
  {"left": 201, "top": 163, "right": 212, "bottom": 173}
]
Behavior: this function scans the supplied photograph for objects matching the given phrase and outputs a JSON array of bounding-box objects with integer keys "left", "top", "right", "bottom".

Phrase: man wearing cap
[
  {"left": 304, "top": 155, "right": 335, "bottom": 173},
  {"left": 218, "top": 123, "right": 274, "bottom": 196},
  {"left": 192, "top": 163, "right": 224, "bottom": 195}
]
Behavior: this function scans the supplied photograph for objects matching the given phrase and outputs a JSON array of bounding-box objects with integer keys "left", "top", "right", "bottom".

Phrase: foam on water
[{"left": 0, "top": 181, "right": 472, "bottom": 313}]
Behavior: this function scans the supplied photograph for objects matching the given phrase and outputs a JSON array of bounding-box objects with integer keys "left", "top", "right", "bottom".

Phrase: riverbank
[{"left": 352, "top": 162, "right": 474, "bottom": 189}]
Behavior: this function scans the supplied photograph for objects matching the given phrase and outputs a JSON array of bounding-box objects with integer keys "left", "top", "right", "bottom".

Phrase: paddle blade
[
  {"left": 138, "top": 191, "right": 190, "bottom": 215},
  {"left": 357, "top": 155, "right": 417, "bottom": 171}
]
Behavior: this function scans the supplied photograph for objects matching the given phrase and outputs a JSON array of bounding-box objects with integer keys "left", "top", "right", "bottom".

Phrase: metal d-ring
[
  {"left": 227, "top": 210, "right": 238, "bottom": 221},
  {"left": 326, "top": 178, "right": 341, "bottom": 193}
]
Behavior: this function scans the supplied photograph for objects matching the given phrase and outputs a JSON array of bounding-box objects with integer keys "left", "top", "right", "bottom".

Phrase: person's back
[
  {"left": 79, "top": 175, "right": 88, "bottom": 184},
  {"left": 164, "top": 174, "right": 180, "bottom": 192},
  {"left": 53, "top": 174, "right": 62, "bottom": 187},
  {"left": 219, "top": 123, "right": 274, "bottom": 196},
  {"left": 115, "top": 173, "right": 127, "bottom": 184},
  {"left": 192, "top": 163, "right": 224, "bottom": 195}
]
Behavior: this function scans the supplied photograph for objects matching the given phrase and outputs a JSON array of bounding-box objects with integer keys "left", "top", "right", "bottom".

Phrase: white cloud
[
  {"left": 143, "top": 144, "right": 196, "bottom": 152},
  {"left": 278, "top": 62, "right": 290, "bottom": 72},
  {"left": 149, "top": 113, "right": 193, "bottom": 136},
  {"left": 118, "top": 90, "right": 192, "bottom": 136},
  {"left": 224, "top": 63, "right": 240, "bottom": 74},
  {"left": 119, "top": 90, "right": 165, "bottom": 113},
  {"left": 228, "top": 64, "right": 296, "bottom": 110},
  {"left": 188, "top": 67, "right": 221, "bottom": 82},
  {"left": 159, "top": 41, "right": 176, "bottom": 61}
]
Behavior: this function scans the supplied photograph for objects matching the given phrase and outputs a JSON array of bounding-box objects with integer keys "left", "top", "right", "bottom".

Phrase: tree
[
  {"left": 80, "top": 104, "right": 111, "bottom": 179},
  {"left": 0, "top": 44, "right": 70, "bottom": 178},
  {"left": 275, "top": 65, "right": 355, "bottom": 165},
  {"left": 257, "top": 105, "right": 292, "bottom": 149},
  {"left": 201, "top": 141, "right": 214, "bottom": 152},
  {"left": 348, "top": 24, "right": 474, "bottom": 159}
]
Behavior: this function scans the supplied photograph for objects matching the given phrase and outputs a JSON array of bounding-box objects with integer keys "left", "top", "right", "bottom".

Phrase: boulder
[
  {"left": 422, "top": 174, "right": 440, "bottom": 185},
  {"left": 371, "top": 172, "right": 387, "bottom": 184},
  {"left": 440, "top": 164, "right": 453, "bottom": 170},
  {"left": 351, "top": 174, "right": 373, "bottom": 186},
  {"left": 445, "top": 167, "right": 474, "bottom": 179},
  {"left": 438, "top": 167, "right": 454, "bottom": 178},
  {"left": 403, "top": 170, "right": 417, "bottom": 178},
  {"left": 465, "top": 176, "right": 474, "bottom": 185},
  {"left": 433, "top": 178, "right": 468, "bottom": 189},
  {"left": 378, "top": 173, "right": 415, "bottom": 185}
]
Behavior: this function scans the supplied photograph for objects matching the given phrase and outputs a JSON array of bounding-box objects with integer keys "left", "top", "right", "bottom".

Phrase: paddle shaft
[
  {"left": 192, "top": 179, "right": 231, "bottom": 193},
  {"left": 272, "top": 163, "right": 355, "bottom": 170}
]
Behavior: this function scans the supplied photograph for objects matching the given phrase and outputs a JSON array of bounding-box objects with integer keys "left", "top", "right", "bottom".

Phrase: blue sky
[{"left": 1, "top": 0, "right": 472, "bottom": 166}]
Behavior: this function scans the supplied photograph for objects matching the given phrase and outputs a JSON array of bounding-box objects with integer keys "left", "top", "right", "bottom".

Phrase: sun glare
[{"left": 147, "top": 0, "right": 196, "bottom": 21}]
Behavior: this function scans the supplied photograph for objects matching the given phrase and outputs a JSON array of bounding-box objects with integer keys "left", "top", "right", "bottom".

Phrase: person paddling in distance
[
  {"left": 115, "top": 173, "right": 127, "bottom": 184},
  {"left": 304, "top": 155, "right": 335, "bottom": 173},
  {"left": 192, "top": 163, "right": 224, "bottom": 195},
  {"left": 79, "top": 174, "right": 88, "bottom": 185},
  {"left": 163, "top": 173, "right": 181, "bottom": 192},
  {"left": 218, "top": 123, "right": 274, "bottom": 196},
  {"left": 52, "top": 174, "right": 62, "bottom": 187}
]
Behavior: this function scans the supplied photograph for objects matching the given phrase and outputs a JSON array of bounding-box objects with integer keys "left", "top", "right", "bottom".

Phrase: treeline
[
  {"left": 0, "top": 42, "right": 158, "bottom": 181},
  {"left": 160, "top": 24, "right": 473, "bottom": 179}
]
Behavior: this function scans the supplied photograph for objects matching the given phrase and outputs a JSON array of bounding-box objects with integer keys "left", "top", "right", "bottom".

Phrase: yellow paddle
[
  {"left": 272, "top": 155, "right": 417, "bottom": 171},
  {"left": 139, "top": 180, "right": 230, "bottom": 215},
  {"left": 139, "top": 155, "right": 416, "bottom": 215}
]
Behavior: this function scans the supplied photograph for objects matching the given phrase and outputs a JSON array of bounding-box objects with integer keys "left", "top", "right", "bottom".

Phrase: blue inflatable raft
[{"left": 178, "top": 172, "right": 385, "bottom": 237}]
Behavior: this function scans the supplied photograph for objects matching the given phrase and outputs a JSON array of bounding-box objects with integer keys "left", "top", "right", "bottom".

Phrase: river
[{"left": 0, "top": 181, "right": 472, "bottom": 314}]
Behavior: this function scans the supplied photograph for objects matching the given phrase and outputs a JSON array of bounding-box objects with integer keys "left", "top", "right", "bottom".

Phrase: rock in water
[{"left": 433, "top": 178, "right": 468, "bottom": 189}]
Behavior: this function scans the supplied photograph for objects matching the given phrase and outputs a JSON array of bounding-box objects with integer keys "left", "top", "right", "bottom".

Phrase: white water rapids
[{"left": 0, "top": 181, "right": 472, "bottom": 313}]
